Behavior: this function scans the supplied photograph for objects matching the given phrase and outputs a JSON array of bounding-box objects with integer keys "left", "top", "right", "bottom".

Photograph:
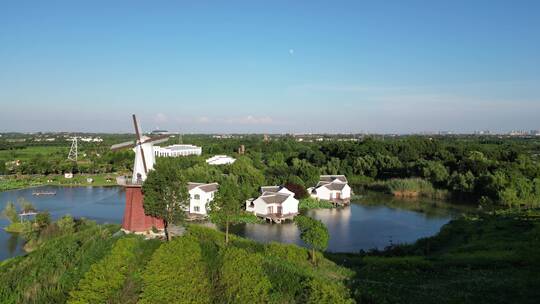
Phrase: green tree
[
  {"left": 57, "top": 215, "right": 76, "bottom": 234},
  {"left": 35, "top": 211, "right": 51, "bottom": 229},
  {"left": 0, "top": 159, "right": 6, "bottom": 175},
  {"left": 142, "top": 163, "right": 189, "bottom": 241},
  {"left": 228, "top": 157, "right": 265, "bottom": 199},
  {"left": 1, "top": 201, "right": 18, "bottom": 223},
  {"left": 295, "top": 215, "right": 329, "bottom": 264},
  {"left": 219, "top": 247, "right": 271, "bottom": 303},
  {"left": 209, "top": 175, "right": 242, "bottom": 244},
  {"left": 421, "top": 161, "right": 449, "bottom": 185}
]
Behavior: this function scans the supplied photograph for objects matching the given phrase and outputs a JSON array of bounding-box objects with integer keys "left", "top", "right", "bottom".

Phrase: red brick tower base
[{"left": 122, "top": 185, "right": 164, "bottom": 233}]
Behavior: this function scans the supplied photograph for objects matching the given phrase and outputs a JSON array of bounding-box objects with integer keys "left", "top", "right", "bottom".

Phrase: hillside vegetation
[
  {"left": 329, "top": 210, "right": 540, "bottom": 304},
  {"left": 0, "top": 223, "right": 354, "bottom": 304}
]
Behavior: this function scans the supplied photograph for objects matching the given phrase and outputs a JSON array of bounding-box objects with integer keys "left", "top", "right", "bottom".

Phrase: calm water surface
[{"left": 0, "top": 186, "right": 467, "bottom": 260}]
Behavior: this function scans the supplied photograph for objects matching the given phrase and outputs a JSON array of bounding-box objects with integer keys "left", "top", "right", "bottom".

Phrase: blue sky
[{"left": 1, "top": 0, "right": 539, "bottom": 133}]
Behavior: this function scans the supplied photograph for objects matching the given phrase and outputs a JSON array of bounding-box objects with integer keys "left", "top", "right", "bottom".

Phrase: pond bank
[{"left": 0, "top": 173, "right": 121, "bottom": 192}]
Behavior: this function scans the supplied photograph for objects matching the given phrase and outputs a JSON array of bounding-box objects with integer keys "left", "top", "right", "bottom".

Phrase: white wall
[
  {"left": 314, "top": 183, "right": 351, "bottom": 200},
  {"left": 189, "top": 188, "right": 216, "bottom": 215},
  {"left": 251, "top": 195, "right": 299, "bottom": 215}
]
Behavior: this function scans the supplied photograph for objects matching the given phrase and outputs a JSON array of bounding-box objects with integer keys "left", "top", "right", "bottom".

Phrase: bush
[
  {"left": 301, "top": 278, "right": 354, "bottom": 304},
  {"left": 140, "top": 235, "right": 212, "bottom": 304},
  {"left": 299, "top": 197, "right": 333, "bottom": 210},
  {"left": 68, "top": 237, "right": 140, "bottom": 303},
  {"left": 285, "top": 182, "right": 309, "bottom": 199},
  {"left": 0, "top": 225, "right": 118, "bottom": 303},
  {"left": 219, "top": 247, "right": 272, "bottom": 303}
]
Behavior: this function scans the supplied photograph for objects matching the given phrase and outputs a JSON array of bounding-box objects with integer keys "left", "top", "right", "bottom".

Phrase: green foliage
[
  {"left": 301, "top": 278, "right": 354, "bottom": 304},
  {"left": 68, "top": 237, "right": 140, "bottom": 303},
  {"left": 209, "top": 175, "right": 243, "bottom": 243},
  {"left": 140, "top": 235, "right": 212, "bottom": 304},
  {"left": 57, "top": 215, "right": 76, "bottom": 234},
  {"left": 0, "top": 224, "right": 119, "bottom": 304},
  {"left": 219, "top": 247, "right": 272, "bottom": 303},
  {"left": 299, "top": 197, "right": 333, "bottom": 210},
  {"left": 1, "top": 201, "right": 18, "bottom": 223},
  {"left": 35, "top": 211, "right": 51, "bottom": 229},
  {"left": 329, "top": 210, "right": 540, "bottom": 304},
  {"left": 295, "top": 216, "right": 329, "bottom": 264},
  {"left": 142, "top": 161, "right": 189, "bottom": 240},
  {"left": 228, "top": 156, "right": 265, "bottom": 200}
]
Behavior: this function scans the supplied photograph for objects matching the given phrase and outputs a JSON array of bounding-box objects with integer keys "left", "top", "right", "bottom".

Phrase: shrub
[
  {"left": 140, "top": 235, "right": 212, "bottom": 304},
  {"left": 299, "top": 197, "right": 333, "bottom": 210},
  {"left": 0, "top": 225, "right": 117, "bottom": 303},
  {"left": 265, "top": 241, "right": 310, "bottom": 265},
  {"left": 57, "top": 215, "right": 76, "bottom": 234},
  {"left": 301, "top": 278, "right": 354, "bottom": 304},
  {"left": 285, "top": 182, "right": 309, "bottom": 199},
  {"left": 68, "top": 237, "right": 140, "bottom": 303},
  {"left": 219, "top": 247, "right": 272, "bottom": 303}
]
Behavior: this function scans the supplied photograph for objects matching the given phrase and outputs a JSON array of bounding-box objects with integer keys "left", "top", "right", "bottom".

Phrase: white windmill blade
[
  {"left": 141, "top": 134, "right": 170, "bottom": 145},
  {"left": 110, "top": 140, "right": 136, "bottom": 151}
]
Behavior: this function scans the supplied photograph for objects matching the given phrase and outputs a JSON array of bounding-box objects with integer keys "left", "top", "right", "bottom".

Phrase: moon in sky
[{"left": 289, "top": 49, "right": 294, "bottom": 55}]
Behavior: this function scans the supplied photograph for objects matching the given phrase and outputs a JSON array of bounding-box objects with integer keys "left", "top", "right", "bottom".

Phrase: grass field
[{"left": 0, "top": 146, "right": 67, "bottom": 161}]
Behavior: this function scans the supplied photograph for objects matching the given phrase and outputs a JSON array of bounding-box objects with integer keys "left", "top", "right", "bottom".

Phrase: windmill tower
[
  {"left": 110, "top": 114, "right": 169, "bottom": 233},
  {"left": 67, "top": 137, "right": 78, "bottom": 162}
]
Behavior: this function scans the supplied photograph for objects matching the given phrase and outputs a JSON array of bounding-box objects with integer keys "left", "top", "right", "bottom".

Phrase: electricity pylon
[{"left": 68, "top": 137, "right": 78, "bottom": 162}]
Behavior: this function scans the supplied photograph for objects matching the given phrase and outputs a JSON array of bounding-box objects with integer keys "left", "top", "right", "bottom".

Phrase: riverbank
[
  {"left": 0, "top": 173, "right": 121, "bottom": 192},
  {"left": 328, "top": 209, "right": 540, "bottom": 303}
]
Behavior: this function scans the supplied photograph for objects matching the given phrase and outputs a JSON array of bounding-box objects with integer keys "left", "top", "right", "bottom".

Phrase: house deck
[
  {"left": 330, "top": 198, "right": 351, "bottom": 206},
  {"left": 256, "top": 212, "right": 298, "bottom": 224}
]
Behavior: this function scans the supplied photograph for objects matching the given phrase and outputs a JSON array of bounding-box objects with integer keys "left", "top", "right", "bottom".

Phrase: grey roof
[
  {"left": 260, "top": 186, "right": 281, "bottom": 193},
  {"left": 260, "top": 193, "right": 290, "bottom": 205},
  {"left": 316, "top": 181, "right": 331, "bottom": 188},
  {"left": 188, "top": 182, "right": 219, "bottom": 192},
  {"left": 320, "top": 175, "right": 348, "bottom": 183},
  {"left": 323, "top": 182, "right": 347, "bottom": 191}
]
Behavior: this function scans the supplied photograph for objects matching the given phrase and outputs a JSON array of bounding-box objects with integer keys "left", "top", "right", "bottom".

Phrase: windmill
[{"left": 111, "top": 115, "right": 170, "bottom": 184}]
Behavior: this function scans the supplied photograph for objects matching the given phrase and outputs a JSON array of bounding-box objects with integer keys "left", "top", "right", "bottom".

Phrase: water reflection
[
  {"left": 228, "top": 193, "right": 469, "bottom": 252},
  {"left": 1, "top": 186, "right": 470, "bottom": 260}
]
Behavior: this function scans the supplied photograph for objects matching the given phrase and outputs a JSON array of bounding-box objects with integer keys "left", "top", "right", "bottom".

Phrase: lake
[{"left": 0, "top": 186, "right": 468, "bottom": 260}]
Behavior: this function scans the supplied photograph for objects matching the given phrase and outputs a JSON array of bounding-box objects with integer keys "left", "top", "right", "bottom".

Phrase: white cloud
[
  {"left": 197, "top": 116, "right": 211, "bottom": 123},
  {"left": 225, "top": 115, "right": 274, "bottom": 125}
]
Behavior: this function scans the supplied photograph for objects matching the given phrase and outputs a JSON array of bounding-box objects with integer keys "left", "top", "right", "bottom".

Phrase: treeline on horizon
[{"left": 2, "top": 134, "right": 540, "bottom": 208}]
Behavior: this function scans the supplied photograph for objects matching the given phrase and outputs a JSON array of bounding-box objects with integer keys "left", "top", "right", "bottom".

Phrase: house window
[
  {"left": 267, "top": 206, "right": 273, "bottom": 214},
  {"left": 194, "top": 206, "right": 200, "bottom": 212},
  {"left": 194, "top": 194, "right": 200, "bottom": 200}
]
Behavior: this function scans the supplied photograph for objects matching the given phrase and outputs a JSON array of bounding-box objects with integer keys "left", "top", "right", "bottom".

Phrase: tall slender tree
[
  {"left": 209, "top": 175, "right": 243, "bottom": 244},
  {"left": 142, "top": 163, "right": 189, "bottom": 241},
  {"left": 295, "top": 215, "right": 329, "bottom": 265}
]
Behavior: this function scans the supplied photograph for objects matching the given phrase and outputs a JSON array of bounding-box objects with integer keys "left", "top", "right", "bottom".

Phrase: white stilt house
[
  {"left": 308, "top": 175, "right": 351, "bottom": 205},
  {"left": 246, "top": 186, "right": 299, "bottom": 223}
]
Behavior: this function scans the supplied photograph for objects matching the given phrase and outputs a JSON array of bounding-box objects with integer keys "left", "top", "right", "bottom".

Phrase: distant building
[
  {"left": 188, "top": 182, "right": 219, "bottom": 215},
  {"left": 151, "top": 129, "right": 170, "bottom": 135},
  {"left": 246, "top": 186, "right": 298, "bottom": 223},
  {"left": 154, "top": 144, "right": 202, "bottom": 157},
  {"left": 308, "top": 175, "right": 351, "bottom": 204},
  {"left": 206, "top": 155, "right": 236, "bottom": 165}
]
